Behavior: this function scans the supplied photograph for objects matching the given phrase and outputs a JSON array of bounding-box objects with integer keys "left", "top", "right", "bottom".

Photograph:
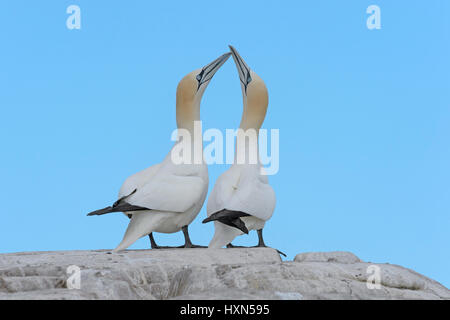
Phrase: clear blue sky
[{"left": 1, "top": 1, "right": 449, "bottom": 288}]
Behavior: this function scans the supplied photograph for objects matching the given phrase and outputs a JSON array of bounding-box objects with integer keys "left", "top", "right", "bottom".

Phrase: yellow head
[
  {"left": 229, "top": 45, "right": 268, "bottom": 131},
  {"left": 176, "top": 53, "right": 231, "bottom": 130}
]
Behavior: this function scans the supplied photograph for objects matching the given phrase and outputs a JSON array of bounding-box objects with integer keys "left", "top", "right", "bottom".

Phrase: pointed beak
[
  {"left": 228, "top": 45, "right": 252, "bottom": 93},
  {"left": 197, "top": 52, "right": 231, "bottom": 90}
]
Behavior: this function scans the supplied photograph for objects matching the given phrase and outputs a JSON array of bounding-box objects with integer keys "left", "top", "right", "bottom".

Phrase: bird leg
[
  {"left": 252, "top": 229, "right": 287, "bottom": 257},
  {"left": 149, "top": 233, "right": 158, "bottom": 248},
  {"left": 179, "top": 225, "right": 206, "bottom": 248},
  {"left": 256, "top": 229, "right": 266, "bottom": 247},
  {"left": 148, "top": 233, "right": 177, "bottom": 249}
]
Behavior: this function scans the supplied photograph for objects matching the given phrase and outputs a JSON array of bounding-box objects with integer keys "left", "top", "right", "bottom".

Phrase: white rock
[
  {"left": 294, "top": 251, "right": 361, "bottom": 264},
  {"left": 0, "top": 249, "right": 448, "bottom": 300},
  {"left": 275, "top": 291, "right": 304, "bottom": 300}
]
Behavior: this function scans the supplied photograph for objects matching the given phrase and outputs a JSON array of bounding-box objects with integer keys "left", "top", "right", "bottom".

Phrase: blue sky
[{"left": 1, "top": 1, "right": 449, "bottom": 288}]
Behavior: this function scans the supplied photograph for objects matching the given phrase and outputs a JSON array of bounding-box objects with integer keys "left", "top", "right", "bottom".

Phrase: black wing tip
[
  {"left": 87, "top": 210, "right": 106, "bottom": 217},
  {"left": 86, "top": 206, "right": 114, "bottom": 217},
  {"left": 87, "top": 211, "right": 102, "bottom": 216},
  {"left": 87, "top": 203, "right": 148, "bottom": 217},
  {"left": 236, "top": 221, "right": 249, "bottom": 234},
  {"left": 204, "top": 209, "right": 250, "bottom": 234}
]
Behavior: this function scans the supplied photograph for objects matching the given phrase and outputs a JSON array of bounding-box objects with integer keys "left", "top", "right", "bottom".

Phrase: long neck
[
  {"left": 235, "top": 99, "right": 263, "bottom": 164},
  {"left": 174, "top": 99, "right": 203, "bottom": 164},
  {"left": 176, "top": 100, "right": 201, "bottom": 134},
  {"left": 238, "top": 101, "right": 263, "bottom": 133}
]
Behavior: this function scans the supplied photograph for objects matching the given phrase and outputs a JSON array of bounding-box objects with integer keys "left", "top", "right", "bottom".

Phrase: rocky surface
[{"left": 0, "top": 249, "right": 448, "bottom": 300}]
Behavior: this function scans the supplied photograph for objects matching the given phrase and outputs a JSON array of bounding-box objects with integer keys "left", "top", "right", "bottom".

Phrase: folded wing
[
  {"left": 226, "top": 175, "right": 276, "bottom": 221},
  {"left": 127, "top": 173, "right": 206, "bottom": 213},
  {"left": 207, "top": 166, "right": 276, "bottom": 221}
]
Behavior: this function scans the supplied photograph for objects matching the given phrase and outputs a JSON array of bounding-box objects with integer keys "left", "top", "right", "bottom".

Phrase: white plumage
[
  {"left": 205, "top": 46, "right": 276, "bottom": 249},
  {"left": 114, "top": 157, "right": 208, "bottom": 251},
  {"left": 207, "top": 164, "right": 275, "bottom": 221},
  {"left": 207, "top": 164, "right": 275, "bottom": 248},
  {"left": 87, "top": 52, "right": 231, "bottom": 251}
]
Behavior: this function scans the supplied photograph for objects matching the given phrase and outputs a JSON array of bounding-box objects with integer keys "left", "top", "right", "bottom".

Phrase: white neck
[{"left": 235, "top": 99, "right": 261, "bottom": 165}]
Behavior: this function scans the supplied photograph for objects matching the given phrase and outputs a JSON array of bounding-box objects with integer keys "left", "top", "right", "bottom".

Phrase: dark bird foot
[
  {"left": 177, "top": 225, "right": 206, "bottom": 249},
  {"left": 227, "top": 242, "right": 286, "bottom": 256},
  {"left": 152, "top": 245, "right": 179, "bottom": 249},
  {"left": 148, "top": 233, "right": 179, "bottom": 249},
  {"left": 226, "top": 243, "right": 245, "bottom": 248},
  {"left": 178, "top": 243, "right": 207, "bottom": 248},
  {"left": 249, "top": 243, "right": 286, "bottom": 257},
  {"left": 276, "top": 250, "right": 287, "bottom": 257},
  {"left": 254, "top": 229, "right": 288, "bottom": 257}
]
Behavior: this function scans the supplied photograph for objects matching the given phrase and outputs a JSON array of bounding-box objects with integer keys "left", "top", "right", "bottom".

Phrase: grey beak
[
  {"left": 196, "top": 52, "right": 232, "bottom": 90},
  {"left": 228, "top": 45, "right": 252, "bottom": 94}
]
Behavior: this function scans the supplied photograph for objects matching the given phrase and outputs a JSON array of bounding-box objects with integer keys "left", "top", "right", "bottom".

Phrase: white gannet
[
  {"left": 87, "top": 52, "right": 231, "bottom": 251},
  {"left": 203, "top": 46, "right": 284, "bottom": 255}
]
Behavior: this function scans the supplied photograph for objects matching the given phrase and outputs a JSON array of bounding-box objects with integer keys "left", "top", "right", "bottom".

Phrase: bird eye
[
  {"left": 247, "top": 75, "right": 252, "bottom": 84},
  {"left": 196, "top": 74, "right": 202, "bottom": 82}
]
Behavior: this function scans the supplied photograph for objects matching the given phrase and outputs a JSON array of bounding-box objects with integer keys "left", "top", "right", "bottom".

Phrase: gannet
[
  {"left": 87, "top": 52, "right": 231, "bottom": 251},
  {"left": 203, "top": 46, "right": 283, "bottom": 255}
]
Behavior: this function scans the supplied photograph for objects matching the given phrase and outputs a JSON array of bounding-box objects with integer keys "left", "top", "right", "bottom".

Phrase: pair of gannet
[{"left": 88, "top": 46, "right": 278, "bottom": 254}]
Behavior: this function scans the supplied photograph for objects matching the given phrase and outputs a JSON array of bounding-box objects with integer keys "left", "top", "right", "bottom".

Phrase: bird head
[
  {"left": 229, "top": 45, "right": 268, "bottom": 131},
  {"left": 176, "top": 52, "right": 231, "bottom": 105},
  {"left": 176, "top": 52, "right": 231, "bottom": 130}
]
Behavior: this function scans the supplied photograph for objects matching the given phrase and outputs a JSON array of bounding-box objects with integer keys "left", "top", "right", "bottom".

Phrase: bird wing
[
  {"left": 207, "top": 166, "right": 275, "bottom": 221},
  {"left": 226, "top": 175, "right": 276, "bottom": 221},
  {"left": 126, "top": 173, "right": 206, "bottom": 213},
  {"left": 206, "top": 167, "right": 240, "bottom": 216},
  {"left": 118, "top": 163, "right": 162, "bottom": 199}
]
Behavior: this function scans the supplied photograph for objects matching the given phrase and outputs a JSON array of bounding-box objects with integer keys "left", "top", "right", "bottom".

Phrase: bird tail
[
  {"left": 113, "top": 211, "right": 165, "bottom": 252},
  {"left": 208, "top": 222, "right": 243, "bottom": 248},
  {"left": 87, "top": 203, "right": 148, "bottom": 216}
]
